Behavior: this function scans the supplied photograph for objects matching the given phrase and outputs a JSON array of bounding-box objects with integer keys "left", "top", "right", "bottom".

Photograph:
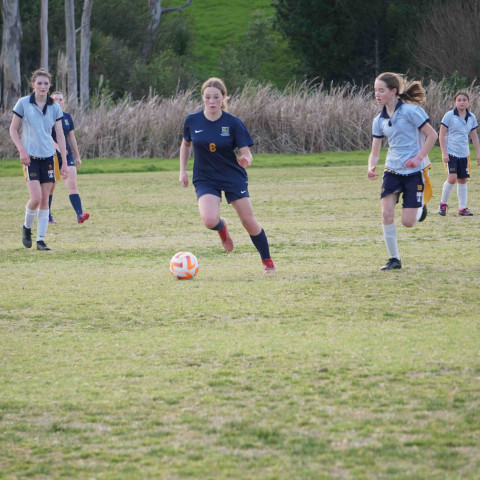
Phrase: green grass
[
  {"left": 172, "top": 0, "right": 295, "bottom": 86},
  {"left": 1, "top": 154, "right": 480, "bottom": 479}
]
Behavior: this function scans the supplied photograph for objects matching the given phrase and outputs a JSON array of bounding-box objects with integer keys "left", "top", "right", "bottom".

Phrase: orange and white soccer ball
[{"left": 169, "top": 251, "right": 199, "bottom": 280}]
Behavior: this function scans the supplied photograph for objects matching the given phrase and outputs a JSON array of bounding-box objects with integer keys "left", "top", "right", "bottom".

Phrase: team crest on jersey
[
  {"left": 221, "top": 127, "right": 230, "bottom": 137},
  {"left": 64, "top": 119, "right": 70, "bottom": 126}
]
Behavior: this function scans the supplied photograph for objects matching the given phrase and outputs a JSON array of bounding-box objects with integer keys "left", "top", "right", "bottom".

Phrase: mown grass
[{"left": 1, "top": 153, "right": 480, "bottom": 479}]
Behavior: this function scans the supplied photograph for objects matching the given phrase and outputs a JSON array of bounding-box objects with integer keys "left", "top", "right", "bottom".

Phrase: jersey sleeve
[
  {"left": 470, "top": 113, "right": 478, "bottom": 131},
  {"left": 54, "top": 104, "right": 64, "bottom": 122},
  {"left": 12, "top": 98, "right": 24, "bottom": 118},
  {"left": 441, "top": 111, "right": 451, "bottom": 128},
  {"left": 410, "top": 105, "right": 429, "bottom": 129},
  {"left": 183, "top": 116, "right": 192, "bottom": 142},
  {"left": 233, "top": 118, "right": 254, "bottom": 148},
  {"left": 372, "top": 116, "right": 383, "bottom": 138},
  {"left": 67, "top": 113, "right": 75, "bottom": 131}
]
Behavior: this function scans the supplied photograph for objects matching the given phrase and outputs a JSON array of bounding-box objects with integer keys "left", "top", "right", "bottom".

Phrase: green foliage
[
  {"left": 438, "top": 72, "right": 470, "bottom": 96},
  {"left": 272, "top": 0, "right": 435, "bottom": 83}
]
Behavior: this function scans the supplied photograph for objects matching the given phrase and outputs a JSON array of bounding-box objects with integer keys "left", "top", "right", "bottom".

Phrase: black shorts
[
  {"left": 381, "top": 170, "right": 424, "bottom": 208},
  {"left": 195, "top": 182, "right": 250, "bottom": 204},
  {"left": 23, "top": 156, "right": 55, "bottom": 184},
  {"left": 447, "top": 155, "right": 470, "bottom": 179}
]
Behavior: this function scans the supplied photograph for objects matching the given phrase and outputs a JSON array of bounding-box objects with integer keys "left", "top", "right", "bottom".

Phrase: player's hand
[
  {"left": 61, "top": 164, "right": 68, "bottom": 179},
  {"left": 76, "top": 157, "right": 82, "bottom": 168},
  {"left": 179, "top": 171, "right": 188, "bottom": 187},
  {"left": 367, "top": 166, "right": 379, "bottom": 180},
  {"left": 404, "top": 156, "right": 421, "bottom": 168},
  {"left": 443, "top": 154, "right": 450, "bottom": 164},
  {"left": 20, "top": 151, "right": 30, "bottom": 166},
  {"left": 237, "top": 155, "right": 252, "bottom": 169},
  {"left": 476, "top": 155, "right": 480, "bottom": 166}
]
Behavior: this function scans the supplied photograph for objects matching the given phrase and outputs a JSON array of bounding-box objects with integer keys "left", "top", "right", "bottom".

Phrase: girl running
[
  {"left": 9, "top": 68, "right": 68, "bottom": 251},
  {"left": 438, "top": 91, "right": 480, "bottom": 216},
  {"left": 179, "top": 77, "right": 275, "bottom": 273},
  {"left": 49, "top": 91, "right": 90, "bottom": 224},
  {"left": 367, "top": 72, "right": 438, "bottom": 270}
]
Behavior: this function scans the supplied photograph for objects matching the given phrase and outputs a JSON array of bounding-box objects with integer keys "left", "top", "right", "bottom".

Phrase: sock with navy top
[
  {"left": 69, "top": 193, "right": 83, "bottom": 216},
  {"left": 209, "top": 219, "right": 224, "bottom": 231},
  {"left": 250, "top": 229, "right": 271, "bottom": 260}
]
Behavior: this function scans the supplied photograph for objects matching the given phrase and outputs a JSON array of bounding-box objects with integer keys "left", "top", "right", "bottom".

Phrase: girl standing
[
  {"left": 367, "top": 72, "right": 438, "bottom": 270},
  {"left": 179, "top": 77, "right": 275, "bottom": 273},
  {"left": 438, "top": 91, "right": 480, "bottom": 216},
  {"left": 49, "top": 91, "right": 90, "bottom": 224},
  {"left": 9, "top": 68, "right": 68, "bottom": 251}
]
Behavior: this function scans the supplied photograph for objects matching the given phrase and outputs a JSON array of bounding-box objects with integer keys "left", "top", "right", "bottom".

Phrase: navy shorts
[
  {"left": 381, "top": 170, "right": 424, "bottom": 208},
  {"left": 57, "top": 150, "right": 75, "bottom": 169},
  {"left": 23, "top": 156, "right": 55, "bottom": 184},
  {"left": 447, "top": 155, "right": 470, "bottom": 179},
  {"left": 195, "top": 182, "right": 250, "bottom": 204}
]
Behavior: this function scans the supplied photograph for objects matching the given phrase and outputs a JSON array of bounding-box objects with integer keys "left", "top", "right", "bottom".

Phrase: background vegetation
[
  {"left": 1, "top": 80, "right": 478, "bottom": 159},
  {"left": 3, "top": 0, "right": 477, "bottom": 101}
]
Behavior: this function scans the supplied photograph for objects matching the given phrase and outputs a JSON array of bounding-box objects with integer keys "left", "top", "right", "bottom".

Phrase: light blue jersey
[
  {"left": 441, "top": 108, "right": 478, "bottom": 158},
  {"left": 372, "top": 100, "right": 429, "bottom": 175},
  {"left": 13, "top": 94, "right": 63, "bottom": 158}
]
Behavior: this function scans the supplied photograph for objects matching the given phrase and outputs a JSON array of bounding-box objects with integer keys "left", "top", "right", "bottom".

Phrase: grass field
[{"left": 1, "top": 153, "right": 480, "bottom": 479}]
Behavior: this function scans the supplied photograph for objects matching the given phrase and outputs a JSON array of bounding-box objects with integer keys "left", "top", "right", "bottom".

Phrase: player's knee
[
  {"left": 202, "top": 215, "right": 219, "bottom": 229},
  {"left": 402, "top": 218, "right": 415, "bottom": 228}
]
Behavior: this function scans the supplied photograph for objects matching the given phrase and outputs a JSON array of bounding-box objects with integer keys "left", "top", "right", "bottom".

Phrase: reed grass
[{"left": 2, "top": 81, "right": 480, "bottom": 159}]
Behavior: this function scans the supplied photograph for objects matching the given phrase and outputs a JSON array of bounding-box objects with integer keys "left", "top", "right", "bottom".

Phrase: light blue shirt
[
  {"left": 13, "top": 94, "right": 63, "bottom": 158},
  {"left": 441, "top": 108, "right": 478, "bottom": 158},
  {"left": 372, "top": 100, "right": 429, "bottom": 175}
]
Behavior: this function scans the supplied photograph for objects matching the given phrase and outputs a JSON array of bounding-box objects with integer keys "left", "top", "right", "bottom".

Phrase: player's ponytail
[
  {"left": 376, "top": 72, "right": 425, "bottom": 105},
  {"left": 201, "top": 77, "right": 228, "bottom": 110}
]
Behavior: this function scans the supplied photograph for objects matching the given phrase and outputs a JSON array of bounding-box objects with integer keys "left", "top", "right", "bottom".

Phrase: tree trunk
[
  {"left": 141, "top": 0, "right": 192, "bottom": 65},
  {"left": 40, "top": 0, "right": 49, "bottom": 70},
  {"left": 1, "top": 0, "right": 23, "bottom": 110},
  {"left": 65, "top": 0, "right": 78, "bottom": 109},
  {"left": 80, "top": 0, "right": 93, "bottom": 110}
]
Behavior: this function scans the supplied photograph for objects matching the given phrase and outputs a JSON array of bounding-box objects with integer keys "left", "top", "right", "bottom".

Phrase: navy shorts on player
[
  {"left": 23, "top": 156, "right": 55, "bottom": 183},
  {"left": 381, "top": 170, "right": 424, "bottom": 208},
  {"left": 195, "top": 183, "right": 249, "bottom": 204},
  {"left": 447, "top": 155, "right": 470, "bottom": 179}
]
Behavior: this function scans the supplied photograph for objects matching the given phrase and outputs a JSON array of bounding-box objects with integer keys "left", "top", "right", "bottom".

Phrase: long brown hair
[{"left": 376, "top": 72, "right": 425, "bottom": 105}]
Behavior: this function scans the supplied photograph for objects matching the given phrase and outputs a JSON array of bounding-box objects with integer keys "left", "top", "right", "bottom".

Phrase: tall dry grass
[{"left": 1, "top": 81, "right": 480, "bottom": 159}]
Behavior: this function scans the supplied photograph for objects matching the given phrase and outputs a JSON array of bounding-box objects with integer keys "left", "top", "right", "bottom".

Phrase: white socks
[
  {"left": 382, "top": 223, "right": 400, "bottom": 260},
  {"left": 457, "top": 183, "right": 468, "bottom": 210},
  {"left": 441, "top": 181, "right": 455, "bottom": 204},
  {"left": 37, "top": 209, "right": 49, "bottom": 242},
  {"left": 24, "top": 207, "right": 37, "bottom": 229}
]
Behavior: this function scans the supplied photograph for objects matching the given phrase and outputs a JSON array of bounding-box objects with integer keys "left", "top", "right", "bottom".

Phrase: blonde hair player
[
  {"left": 367, "top": 73, "right": 438, "bottom": 270},
  {"left": 179, "top": 77, "right": 276, "bottom": 273},
  {"left": 9, "top": 68, "right": 68, "bottom": 251},
  {"left": 438, "top": 91, "right": 480, "bottom": 216}
]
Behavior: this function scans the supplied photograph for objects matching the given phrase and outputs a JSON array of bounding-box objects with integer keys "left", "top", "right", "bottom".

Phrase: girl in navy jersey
[
  {"left": 438, "top": 91, "right": 480, "bottom": 216},
  {"left": 49, "top": 92, "right": 90, "bottom": 224},
  {"left": 9, "top": 68, "right": 68, "bottom": 251},
  {"left": 367, "top": 72, "right": 438, "bottom": 271},
  {"left": 179, "top": 77, "right": 275, "bottom": 273}
]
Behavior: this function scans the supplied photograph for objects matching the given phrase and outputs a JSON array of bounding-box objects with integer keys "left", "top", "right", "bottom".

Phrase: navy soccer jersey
[
  {"left": 52, "top": 112, "right": 75, "bottom": 160},
  {"left": 183, "top": 110, "right": 254, "bottom": 191}
]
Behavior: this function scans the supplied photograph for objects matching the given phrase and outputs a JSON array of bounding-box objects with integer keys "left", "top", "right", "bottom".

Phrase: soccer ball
[{"left": 169, "top": 251, "right": 199, "bottom": 280}]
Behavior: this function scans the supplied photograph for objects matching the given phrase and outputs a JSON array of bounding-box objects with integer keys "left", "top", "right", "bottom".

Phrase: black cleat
[
  {"left": 36, "top": 241, "right": 51, "bottom": 251},
  {"left": 22, "top": 225, "right": 32, "bottom": 248},
  {"left": 438, "top": 202, "right": 448, "bottom": 216},
  {"left": 418, "top": 205, "right": 427, "bottom": 222},
  {"left": 380, "top": 257, "right": 402, "bottom": 271}
]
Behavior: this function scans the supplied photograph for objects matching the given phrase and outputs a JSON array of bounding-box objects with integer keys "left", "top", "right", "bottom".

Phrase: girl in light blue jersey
[
  {"left": 367, "top": 73, "right": 438, "bottom": 271},
  {"left": 438, "top": 91, "right": 480, "bottom": 216},
  {"left": 179, "top": 78, "right": 275, "bottom": 274},
  {"left": 9, "top": 68, "right": 68, "bottom": 251}
]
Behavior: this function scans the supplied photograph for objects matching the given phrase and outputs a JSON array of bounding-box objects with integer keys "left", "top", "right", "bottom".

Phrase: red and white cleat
[
  {"left": 262, "top": 258, "right": 276, "bottom": 274},
  {"left": 218, "top": 217, "right": 233, "bottom": 252}
]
